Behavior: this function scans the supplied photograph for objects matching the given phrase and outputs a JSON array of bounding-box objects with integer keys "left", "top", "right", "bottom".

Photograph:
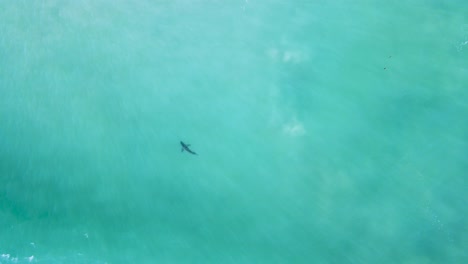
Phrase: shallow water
[{"left": 1, "top": 0, "right": 467, "bottom": 263}]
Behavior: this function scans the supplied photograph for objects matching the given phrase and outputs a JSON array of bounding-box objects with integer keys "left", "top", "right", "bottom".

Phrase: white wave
[{"left": 283, "top": 119, "right": 306, "bottom": 136}]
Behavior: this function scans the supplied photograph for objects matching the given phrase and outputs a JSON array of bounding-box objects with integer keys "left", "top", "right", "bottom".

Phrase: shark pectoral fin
[
  {"left": 187, "top": 144, "right": 190, "bottom": 147},
  {"left": 181, "top": 148, "right": 184, "bottom": 152}
]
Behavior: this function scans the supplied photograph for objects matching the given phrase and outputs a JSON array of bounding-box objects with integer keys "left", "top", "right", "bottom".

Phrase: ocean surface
[{"left": 1, "top": 0, "right": 467, "bottom": 263}]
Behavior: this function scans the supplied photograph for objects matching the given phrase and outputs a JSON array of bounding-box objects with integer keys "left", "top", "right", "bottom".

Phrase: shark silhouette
[{"left": 180, "top": 141, "right": 197, "bottom": 155}]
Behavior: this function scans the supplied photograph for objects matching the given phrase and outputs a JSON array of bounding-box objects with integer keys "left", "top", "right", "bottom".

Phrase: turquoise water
[{"left": 1, "top": 0, "right": 467, "bottom": 263}]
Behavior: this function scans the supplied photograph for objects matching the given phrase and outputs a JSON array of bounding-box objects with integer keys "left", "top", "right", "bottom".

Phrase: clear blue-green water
[{"left": 1, "top": 1, "right": 467, "bottom": 263}]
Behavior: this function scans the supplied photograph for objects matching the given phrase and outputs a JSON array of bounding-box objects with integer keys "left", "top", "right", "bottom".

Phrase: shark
[{"left": 180, "top": 141, "right": 197, "bottom": 155}]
